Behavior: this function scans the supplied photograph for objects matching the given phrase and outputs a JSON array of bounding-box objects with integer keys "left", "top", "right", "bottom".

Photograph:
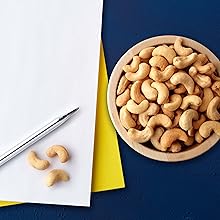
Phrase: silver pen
[{"left": 0, "top": 107, "right": 79, "bottom": 167}]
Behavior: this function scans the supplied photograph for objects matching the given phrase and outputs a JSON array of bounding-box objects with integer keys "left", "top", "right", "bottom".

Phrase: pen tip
[{"left": 70, "top": 107, "right": 79, "bottom": 114}]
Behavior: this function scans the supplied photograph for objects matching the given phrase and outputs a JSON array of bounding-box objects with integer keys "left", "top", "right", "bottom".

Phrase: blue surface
[{"left": 1, "top": 0, "right": 220, "bottom": 219}]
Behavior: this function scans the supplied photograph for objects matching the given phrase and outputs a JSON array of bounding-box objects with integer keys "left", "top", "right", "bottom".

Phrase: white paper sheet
[{"left": 0, "top": 0, "right": 103, "bottom": 206}]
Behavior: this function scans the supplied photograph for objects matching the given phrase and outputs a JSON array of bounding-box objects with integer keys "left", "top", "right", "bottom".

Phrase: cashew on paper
[
  {"left": 116, "top": 37, "right": 219, "bottom": 153},
  {"left": 46, "top": 145, "right": 70, "bottom": 163},
  {"left": 46, "top": 169, "right": 70, "bottom": 187},
  {"left": 28, "top": 151, "right": 50, "bottom": 170}
]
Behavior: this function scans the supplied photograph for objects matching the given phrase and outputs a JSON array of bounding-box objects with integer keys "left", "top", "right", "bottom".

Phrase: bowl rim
[{"left": 107, "top": 35, "right": 220, "bottom": 162}]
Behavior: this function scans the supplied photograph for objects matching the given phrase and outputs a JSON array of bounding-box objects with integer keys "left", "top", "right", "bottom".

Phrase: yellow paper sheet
[{"left": 0, "top": 44, "right": 125, "bottom": 207}]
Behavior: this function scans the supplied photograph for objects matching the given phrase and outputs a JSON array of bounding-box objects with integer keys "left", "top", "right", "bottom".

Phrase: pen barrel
[{"left": 0, "top": 118, "right": 61, "bottom": 167}]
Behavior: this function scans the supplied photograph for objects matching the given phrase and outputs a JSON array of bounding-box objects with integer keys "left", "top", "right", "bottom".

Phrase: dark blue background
[{"left": 1, "top": 0, "right": 220, "bottom": 219}]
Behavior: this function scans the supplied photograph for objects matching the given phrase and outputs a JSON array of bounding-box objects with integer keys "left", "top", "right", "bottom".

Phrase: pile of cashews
[
  {"left": 116, "top": 37, "right": 220, "bottom": 153},
  {"left": 27, "top": 145, "right": 70, "bottom": 187}
]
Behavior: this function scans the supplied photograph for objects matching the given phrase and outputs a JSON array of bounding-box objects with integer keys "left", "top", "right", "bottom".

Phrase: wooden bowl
[{"left": 107, "top": 35, "right": 220, "bottom": 162}]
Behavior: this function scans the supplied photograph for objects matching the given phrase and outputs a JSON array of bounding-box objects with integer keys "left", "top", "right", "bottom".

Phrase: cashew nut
[
  {"left": 150, "top": 127, "right": 167, "bottom": 151},
  {"left": 139, "top": 47, "right": 155, "bottom": 59},
  {"left": 160, "top": 128, "right": 188, "bottom": 150},
  {"left": 188, "top": 128, "right": 195, "bottom": 137},
  {"left": 188, "top": 66, "right": 198, "bottom": 77},
  {"left": 211, "top": 81, "right": 220, "bottom": 96},
  {"left": 131, "top": 114, "right": 138, "bottom": 122},
  {"left": 169, "top": 142, "right": 182, "bottom": 153},
  {"left": 141, "top": 79, "right": 158, "bottom": 101},
  {"left": 193, "top": 74, "right": 212, "bottom": 88},
  {"left": 171, "top": 109, "right": 183, "bottom": 128},
  {"left": 149, "top": 65, "right": 176, "bottom": 82},
  {"left": 165, "top": 80, "right": 176, "bottom": 90},
  {"left": 180, "top": 95, "right": 202, "bottom": 110},
  {"left": 151, "top": 82, "right": 169, "bottom": 104},
  {"left": 173, "top": 53, "right": 197, "bottom": 69},
  {"left": 199, "top": 88, "right": 214, "bottom": 112},
  {"left": 130, "top": 81, "right": 145, "bottom": 104},
  {"left": 116, "top": 88, "right": 130, "bottom": 107},
  {"left": 138, "top": 112, "right": 150, "bottom": 127},
  {"left": 199, "top": 121, "right": 220, "bottom": 138},
  {"left": 179, "top": 109, "right": 199, "bottom": 131},
  {"left": 211, "top": 73, "right": 220, "bottom": 81},
  {"left": 152, "top": 45, "right": 176, "bottom": 64},
  {"left": 127, "top": 126, "right": 154, "bottom": 143},
  {"left": 174, "top": 84, "right": 187, "bottom": 94},
  {"left": 126, "top": 99, "right": 149, "bottom": 114},
  {"left": 46, "top": 145, "right": 70, "bottom": 163},
  {"left": 194, "top": 54, "right": 216, "bottom": 75},
  {"left": 119, "top": 106, "right": 136, "bottom": 129},
  {"left": 185, "top": 136, "right": 194, "bottom": 146},
  {"left": 207, "top": 96, "right": 220, "bottom": 120},
  {"left": 46, "top": 169, "right": 70, "bottom": 187},
  {"left": 161, "top": 106, "right": 175, "bottom": 119},
  {"left": 195, "top": 131, "right": 204, "bottom": 144},
  {"left": 192, "top": 85, "right": 202, "bottom": 96},
  {"left": 27, "top": 151, "right": 50, "bottom": 170},
  {"left": 149, "top": 56, "right": 169, "bottom": 71},
  {"left": 195, "top": 54, "right": 209, "bottom": 65},
  {"left": 117, "top": 75, "right": 130, "bottom": 95},
  {"left": 174, "top": 37, "right": 193, "bottom": 56},
  {"left": 143, "top": 103, "right": 160, "bottom": 116},
  {"left": 123, "top": 56, "right": 141, "bottom": 72},
  {"left": 138, "top": 104, "right": 159, "bottom": 127},
  {"left": 147, "top": 114, "right": 172, "bottom": 129},
  {"left": 170, "top": 71, "right": 195, "bottom": 94},
  {"left": 163, "top": 94, "right": 182, "bottom": 111},
  {"left": 193, "top": 114, "right": 206, "bottom": 130},
  {"left": 125, "top": 63, "right": 150, "bottom": 81}
]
